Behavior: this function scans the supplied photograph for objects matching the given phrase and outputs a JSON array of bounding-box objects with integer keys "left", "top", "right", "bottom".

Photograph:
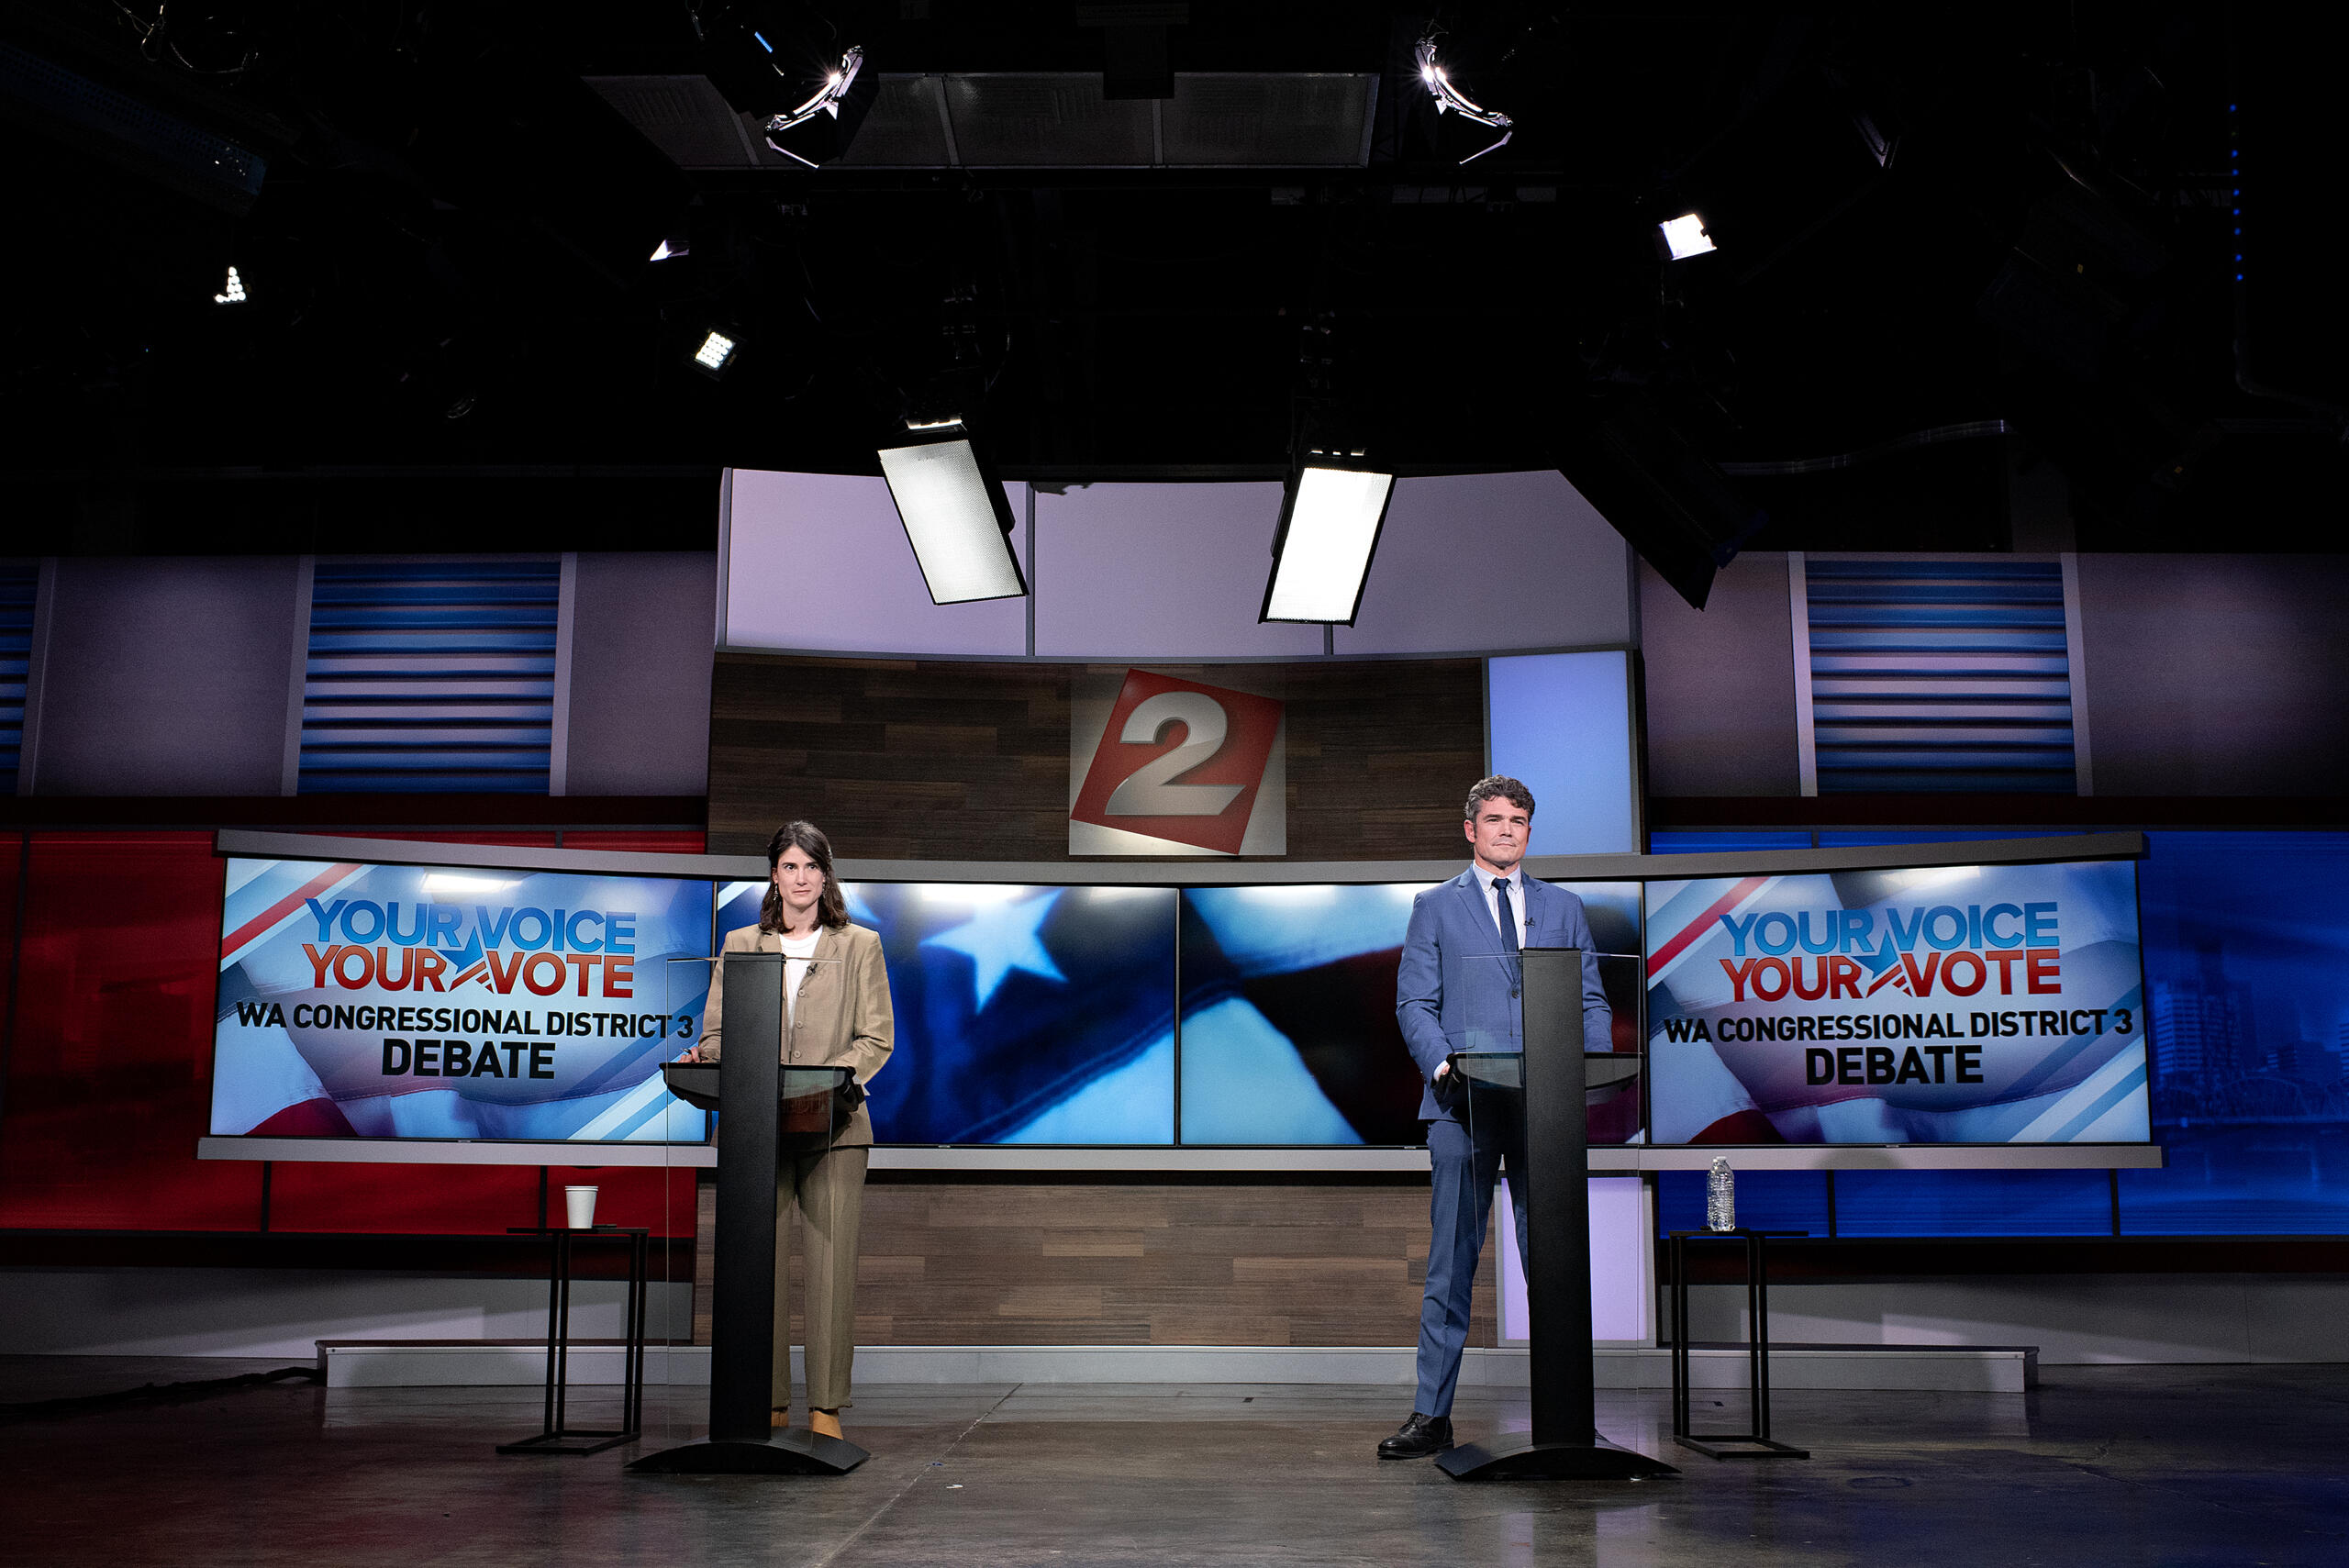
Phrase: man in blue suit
[{"left": 1378, "top": 774, "right": 1612, "bottom": 1460}]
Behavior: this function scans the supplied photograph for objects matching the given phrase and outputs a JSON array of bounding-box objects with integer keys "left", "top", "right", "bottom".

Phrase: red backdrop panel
[
  {"left": 0, "top": 832, "right": 262, "bottom": 1229},
  {"left": 266, "top": 1162, "right": 695, "bottom": 1237},
  {"left": 561, "top": 830, "right": 707, "bottom": 855}
]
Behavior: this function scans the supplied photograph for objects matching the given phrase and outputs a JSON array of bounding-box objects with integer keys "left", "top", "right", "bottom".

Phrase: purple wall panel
[
  {"left": 1033, "top": 483, "right": 1324, "bottom": 659},
  {"left": 1639, "top": 553, "right": 1802, "bottom": 797},
  {"left": 566, "top": 551, "right": 717, "bottom": 795},
  {"left": 1334, "top": 472, "right": 1632, "bottom": 656},
  {"left": 2078, "top": 553, "right": 2349, "bottom": 795},
  {"left": 33, "top": 557, "right": 300, "bottom": 796},
  {"left": 722, "top": 469, "right": 1029, "bottom": 656}
]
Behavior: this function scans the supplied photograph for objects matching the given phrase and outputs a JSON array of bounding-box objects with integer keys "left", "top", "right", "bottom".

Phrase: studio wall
[
  {"left": 1637, "top": 553, "right": 1803, "bottom": 798},
  {"left": 722, "top": 470, "right": 1636, "bottom": 662},
  {"left": 2076, "top": 554, "right": 2349, "bottom": 796},
  {"left": 563, "top": 551, "right": 718, "bottom": 796},
  {"left": 1641, "top": 550, "right": 2349, "bottom": 798},
  {"left": 704, "top": 652, "right": 1486, "bottom": 860},
  {"left": 11, "top": 552, "right": 714, "bottom": 800},
  {"left": 29, "top": 557, "right": 302, "bottom": 796}
]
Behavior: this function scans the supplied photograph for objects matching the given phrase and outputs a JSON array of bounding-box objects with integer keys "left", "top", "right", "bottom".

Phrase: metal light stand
[
  {"left": 629, "top": 952, "right": 868, "bottom": 1476},
  {"left": 1437, "top": 947, "right": 1678, "bottom": 1482}
]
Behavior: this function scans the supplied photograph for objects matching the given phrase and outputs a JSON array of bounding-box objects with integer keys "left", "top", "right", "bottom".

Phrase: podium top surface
[
  {"left": 1446, "top": 1051, "right": 1644, "bottom": 1091},
  {"left": 661, "top": 1062, "right": 852, "bottom": 1113}
]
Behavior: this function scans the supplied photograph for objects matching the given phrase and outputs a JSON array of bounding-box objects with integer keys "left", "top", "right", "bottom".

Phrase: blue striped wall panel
[
  {"left": 297, "top": 560, "right": 561, "bottom": 794},
  {"left": 1806, "top": 558, "right": 2076, "bottom": 794},
  {"left": 0, "top": 563, "right": 38, "bottom": 793}
]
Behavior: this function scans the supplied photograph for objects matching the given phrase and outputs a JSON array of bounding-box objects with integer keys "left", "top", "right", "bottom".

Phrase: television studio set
[{"left": 2, "top": 4, "right": 2344, "bottom": 1564}]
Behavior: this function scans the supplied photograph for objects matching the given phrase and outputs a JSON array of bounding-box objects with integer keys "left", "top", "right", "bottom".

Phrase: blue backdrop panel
[{"left": 1486, "top": 651, "right": 1638, "bottom": 855}]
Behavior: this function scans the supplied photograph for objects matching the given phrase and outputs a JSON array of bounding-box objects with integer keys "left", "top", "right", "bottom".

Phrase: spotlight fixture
[
  {"left": 701, "top": 11, "right": 875, "bottom": 167},
  {"left": 1259, "top": 453, "right": 1396, "bottom": 625},
  {"left": 214, "top": 264, "right": 248, "bottom": 304},
  {"left": 651, "top": 235, "right": 690, "bottom": 261},
  {"left": 875, "top": 418, "right": 1028, "bottom": 605},
  {"left": 1414, "top": 37, "right": 1512, "bottom": 163},
  {"left": 1656, "top": 213, "right": 1716, "bottom": 260},
  {"left": 763, "top": 45, "right": 863, "bottom": 167},
  {"left": 691, "top": 328, "right": 739, "bottom": 378}
]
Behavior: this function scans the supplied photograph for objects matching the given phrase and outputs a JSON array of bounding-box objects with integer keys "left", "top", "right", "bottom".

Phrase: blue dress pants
[{"left": 1414, "top": 1117, "right": 1530, "bottom": 1418}]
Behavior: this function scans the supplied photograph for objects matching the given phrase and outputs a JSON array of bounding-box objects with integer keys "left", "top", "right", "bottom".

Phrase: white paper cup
[{"left": 563, "top": 1185, "right": 598, "bottom": 1229}]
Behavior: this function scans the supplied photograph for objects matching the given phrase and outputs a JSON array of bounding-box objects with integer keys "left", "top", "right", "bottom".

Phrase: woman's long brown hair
[{"left": 759, "top": 819, "right": 850, "bottom": 933}]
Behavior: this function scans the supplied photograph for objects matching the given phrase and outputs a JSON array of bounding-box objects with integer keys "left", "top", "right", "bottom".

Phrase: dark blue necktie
[{"left": 1493, "top": 876, "right": 1519, "bottom": 953}]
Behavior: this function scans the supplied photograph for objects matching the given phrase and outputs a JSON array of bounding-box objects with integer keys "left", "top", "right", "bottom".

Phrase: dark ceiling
[{"left": 3, "top": 1, "right": 2343, "bottom": 562}]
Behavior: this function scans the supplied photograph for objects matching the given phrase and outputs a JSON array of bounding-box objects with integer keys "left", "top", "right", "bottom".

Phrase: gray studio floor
[{"left": 5, "top": 1357, "right": 2347, "bottom": 1567}]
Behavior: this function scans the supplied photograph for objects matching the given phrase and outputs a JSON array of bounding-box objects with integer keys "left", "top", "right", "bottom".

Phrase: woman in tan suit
[{"left": 695, "top": 820, "right": 893, "bottom": 1441}]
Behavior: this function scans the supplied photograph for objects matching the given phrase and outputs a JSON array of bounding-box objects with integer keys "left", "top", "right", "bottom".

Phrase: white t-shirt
[{"left": 777, "top": 929, "right": 821, "bottom": 1029}]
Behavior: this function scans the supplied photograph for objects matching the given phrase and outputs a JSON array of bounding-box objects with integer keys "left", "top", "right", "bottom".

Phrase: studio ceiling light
[
  {"left": 1415, "top": 37, "right": 1513, "bottom": 163},
  {"left": 1260, "top": 457, "right": 1396, "bottom": 625},
  {"left": 763, "top": 45, "right": 863, "bottom": 167},
  {"left": 1657, "top": 212, "right": 1716, "bottom": 259},
  {"left": 691, "top": 328, "right": 738, "bottom": 376},
  {"left": 214, "top": 264, "right": 247, "bottom": 304},
  {"left": 876, "top": 419, "right": 1028, "bottom": 605}
]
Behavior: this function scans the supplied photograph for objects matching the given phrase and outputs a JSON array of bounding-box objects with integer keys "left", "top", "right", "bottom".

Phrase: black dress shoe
[{"left": 1377, "top": 1412, "right": 1454, "bottom": 1459}]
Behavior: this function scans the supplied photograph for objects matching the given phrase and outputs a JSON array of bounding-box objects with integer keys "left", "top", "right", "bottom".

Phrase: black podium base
[
  {"left": 627, "top": 1431, "right": 870, "bottom": 1475},
  {"left": 1437, "top": 1433, "right": 1679, "bottom": 1481}
]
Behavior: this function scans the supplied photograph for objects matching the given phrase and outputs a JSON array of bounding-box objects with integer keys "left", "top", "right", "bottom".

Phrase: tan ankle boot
[
  {"left": 771, "top": 1407, "right": 789, "bottom": 1429},
  {"left": 809, "top": 1409, "right": 843, "bottom": 1440}
]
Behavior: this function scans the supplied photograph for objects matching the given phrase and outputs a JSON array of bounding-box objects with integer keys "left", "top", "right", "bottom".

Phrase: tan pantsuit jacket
[{"left": 696, "top": 921, "right": 894, "bottom": 1146}]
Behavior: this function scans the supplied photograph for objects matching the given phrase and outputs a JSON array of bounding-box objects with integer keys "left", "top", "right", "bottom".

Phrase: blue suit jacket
[{"left": 1395, "top": 867, "right": 1613, "bottom": 1125}]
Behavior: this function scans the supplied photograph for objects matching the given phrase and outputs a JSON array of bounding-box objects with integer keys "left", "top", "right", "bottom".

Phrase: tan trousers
[{"left": 773, "top": 1142, "right": 868, "bottom": 1410}]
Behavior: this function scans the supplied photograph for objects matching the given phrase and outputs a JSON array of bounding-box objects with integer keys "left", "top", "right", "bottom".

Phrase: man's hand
[{"left": 1432, "top": 1060, "right": 1450, "bottom": 1080}]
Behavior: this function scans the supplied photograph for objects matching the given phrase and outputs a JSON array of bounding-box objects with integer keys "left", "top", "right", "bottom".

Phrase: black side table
[
  {"left": 1665, "top": 1228, "right": 1810, "bottom": 1460},
  {"left": 498, "top": 1225, "right": 651, "bottom": 1456}
]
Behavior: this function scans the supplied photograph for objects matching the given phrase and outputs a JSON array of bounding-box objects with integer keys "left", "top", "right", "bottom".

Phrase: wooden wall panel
[
  {"left": 693, "top": 1174, "right": 1497, "bottom": 1350},
  {"left": 707, "top": 653, "right": 1486, "bottom": 860}
]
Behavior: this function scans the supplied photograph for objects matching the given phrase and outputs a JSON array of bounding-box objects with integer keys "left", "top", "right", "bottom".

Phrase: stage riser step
[{"left": 319, "top": 1342, "right": 2033, "bottom": 1394}]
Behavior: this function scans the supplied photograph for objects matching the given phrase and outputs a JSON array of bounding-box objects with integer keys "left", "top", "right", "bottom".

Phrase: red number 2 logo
[{"left": 1070, "top": 671, "right": 1282, "bottom": 855}]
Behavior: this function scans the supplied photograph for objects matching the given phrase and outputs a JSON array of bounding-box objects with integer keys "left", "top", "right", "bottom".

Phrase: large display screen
[
  {"left": 717, "top": 880, "right": 1178, "bottom": 1143},
  {"left": 212, "top": 857, "right": 714, "bottom": 1141},
  {"left": 1645, "top": 859, "right": 2148, "bottom": 1143},
  {"left": 1176, "top": 881, "right": 1644, "bottom": 1145},
  {"left": 211, "top": 848, "right": 2150, "bottom": 1151}
]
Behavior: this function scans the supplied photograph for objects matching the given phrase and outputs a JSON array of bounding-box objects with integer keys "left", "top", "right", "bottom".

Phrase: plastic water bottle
[{"left": 1706, "top": 1157, "right": 1736, "bottom": 1232}]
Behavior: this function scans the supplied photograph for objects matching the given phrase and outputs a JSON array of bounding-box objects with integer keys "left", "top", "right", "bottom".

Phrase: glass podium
[
  {"left": 629, "top": 952, "right": 868, "bottom": 1475},
  {"left": 1433, "top": 947, "right": 1677, "bottom": 1482}
]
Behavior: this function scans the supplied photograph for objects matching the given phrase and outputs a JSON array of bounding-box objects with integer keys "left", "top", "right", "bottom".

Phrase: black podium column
[
  {"left": 629, "top": 953, "right": 867, "bottom": 1476},
  {"left": 1437, "top": 947, "right": 1676, "bottom": 1481},
  {"left": 1520, "top": 945, "right": 1596, "bottom": 1448},
  {"left": 707, "top": 952, "right": 783, "bottom": 1444}
]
